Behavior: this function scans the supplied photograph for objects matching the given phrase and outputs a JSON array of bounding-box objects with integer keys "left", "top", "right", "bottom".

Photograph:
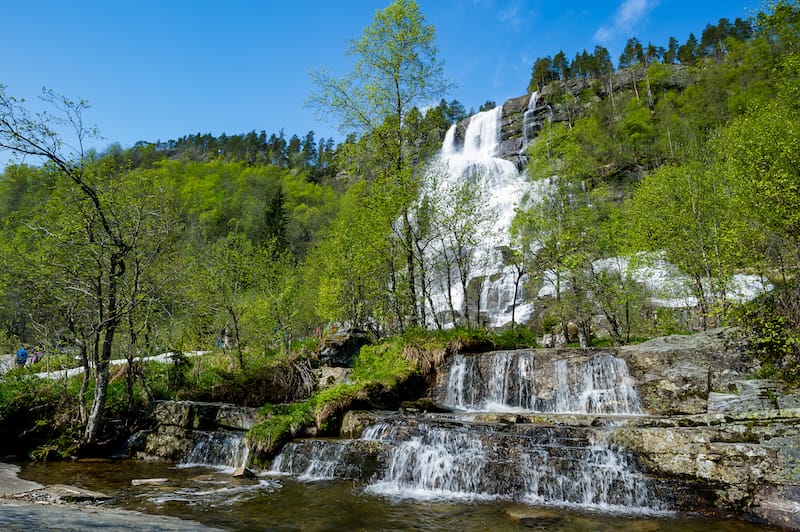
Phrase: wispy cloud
[
  {"left": 594, "top": 0, "right": 660, "bottom": 42},
  {"left": 497, "top": 0, "right": 528, "bottom": 32}
]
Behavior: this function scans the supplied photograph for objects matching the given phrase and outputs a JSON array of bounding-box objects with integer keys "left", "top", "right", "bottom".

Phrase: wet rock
[
  {"left": 505, "top": 504, "right": 562, "bottom": 523},
  {"left": 339, "top": 410, "right": 387, "bottom": 439},
  {"left": 319, "top": 328, "right": 371, "bottom": 367},
  {"left": 232, "top": 466, "right": 255, "bottom": 479},
  {"left": 400, "top": 398, "right": 451, "bottom": 414},
  {"left": 126, "top": 400, "right": 256, "bottom": 464},
  {"left": 0, "top": 463, "right": 43, "bottom": 496},
  {"left": 40, "top": 484, "right": 111, "bottom": 503},
  {"left": 611, "top": 409, "right": 800, "bottom": 511},
  {"left": 147, "top": 400, "right": 259, "bottom": 432},
  {"left": 618, "top": 327, "right": 756, "bottom": 415},
  {"left": 751, "top": 485, "right": 800, "bottom": 530},
  {"left": 507, "top": 506, "right": 564, "bottom": 527}
]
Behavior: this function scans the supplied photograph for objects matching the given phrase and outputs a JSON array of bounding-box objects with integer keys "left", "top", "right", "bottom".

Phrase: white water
[
  {"left": 269, "top": 440, "right": 349, "bottom": 480},
  {"left": 554, "top": 354, "right": 642, "bottom": 414},
  {"left": 418, "top": 94, "right": 768, "bottom": 328},
  {"left": 364, "top": 423, "right": 489, "bottom": 500},
  {"left": 521, "top": 433, "right": 662, "bottom": 513},
  {"left": 268, "top": 348, "right": 661, "bottom": 512},
  {"left": 177, "top": 430, "right": 250, "bottom": 473},
  {"left": 357, "top": 419, "right": 663, "bottom": 512},
  {"left": 443, "top": 351, "right": 642, "bottom": 414},
  {"left": 423, "top": 103, "right": 536, "bottom": 328}
]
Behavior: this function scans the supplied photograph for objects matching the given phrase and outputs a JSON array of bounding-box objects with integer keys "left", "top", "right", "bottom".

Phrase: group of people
[{"left": 14, "top": 346, "right": 41, "bottom": 368}]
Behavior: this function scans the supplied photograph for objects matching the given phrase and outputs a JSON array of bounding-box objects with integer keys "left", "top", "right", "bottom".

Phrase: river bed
[{"left": 17, "top": 460, "right": 777, "bottom": 531}]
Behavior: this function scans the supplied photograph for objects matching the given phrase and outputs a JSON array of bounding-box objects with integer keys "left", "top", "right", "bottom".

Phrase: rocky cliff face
[{"left": 469, "top": 63, "right": 692, "bottom": 172}]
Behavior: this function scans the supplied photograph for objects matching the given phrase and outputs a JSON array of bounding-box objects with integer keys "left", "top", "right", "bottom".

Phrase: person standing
[{"left": 15, "top": 346, "right": 28, "bottom": 367}]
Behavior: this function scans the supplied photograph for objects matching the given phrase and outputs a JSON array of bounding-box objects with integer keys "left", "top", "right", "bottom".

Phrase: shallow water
[{"left": 20, "top": 460, "right": 776, "bottom": 531}]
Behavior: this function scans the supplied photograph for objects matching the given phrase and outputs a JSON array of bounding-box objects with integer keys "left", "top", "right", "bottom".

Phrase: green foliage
[
  {"left": 0, "top": 374, "right": 78, "bottom": 457},
  {"left": 352, "top": 341, "right": 415, "bottom": 385},
  {"left": 248, "top": 401, "right": 314, "bottom": 456},
  {"left": 735, "top": 290, "right": 800, "bottom": 385}
]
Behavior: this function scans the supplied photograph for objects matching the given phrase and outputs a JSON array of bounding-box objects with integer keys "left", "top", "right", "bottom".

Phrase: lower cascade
[
  {"left": 270, "top": 351, "right": 665, "bottom": 513},
  {"left": 270, "top": 415, "right": 665, "bottom": 512}
]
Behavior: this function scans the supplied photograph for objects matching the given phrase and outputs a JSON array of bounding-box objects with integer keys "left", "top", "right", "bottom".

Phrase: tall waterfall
[{"left": 424, "top": 101, "right": 536, "bottom": 328}]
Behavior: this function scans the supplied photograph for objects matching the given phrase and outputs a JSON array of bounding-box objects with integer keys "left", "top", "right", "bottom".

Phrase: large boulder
[
  {"left": 617, "top": 327, "right": 757, "bottom": 414},
  {"left": 319, "top": 328, "right": 371, "bottom": 367},
  {"left": 147, "top": 400, "right": 259, "bottom": 431}
]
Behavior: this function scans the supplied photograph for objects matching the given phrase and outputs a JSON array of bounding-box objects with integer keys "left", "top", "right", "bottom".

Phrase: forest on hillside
[{"left": 0, "top": 0, "right": 798, "bottom": 453}]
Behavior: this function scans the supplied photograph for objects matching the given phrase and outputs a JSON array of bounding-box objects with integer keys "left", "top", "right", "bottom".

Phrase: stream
[{"left": 19, "top": 460, "right": 775, "bottom": 531}]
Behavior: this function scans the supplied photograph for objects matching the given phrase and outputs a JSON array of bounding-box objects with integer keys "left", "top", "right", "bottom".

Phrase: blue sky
[{"left": 1, "top": 0, "right": 757, "bottom": 159}]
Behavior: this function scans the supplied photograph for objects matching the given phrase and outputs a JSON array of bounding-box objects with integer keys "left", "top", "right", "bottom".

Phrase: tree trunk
[
  {"left": 84, "top": 358, "right": 109, "bottom": 444},
  {"left": 83, "top": 258, "right": 124, "bottom": 446},
  {"left": 78, "top": 341, "right": 90, "bottom": 425}
]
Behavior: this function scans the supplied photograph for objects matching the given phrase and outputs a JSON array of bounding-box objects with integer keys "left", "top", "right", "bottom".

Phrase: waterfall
[
  {"left": 441, "top": 351, "right": 641, "bottom": 414},
  {"left": 354, "top": 418, "right": 663, "bottom": 512},
  {"left": 554, "top": 354, "right": 642, "bottom": 414},
  {"left": 178, "top": 430, "right": 250, "bottom": 473},
  {"left": 364, "top": 423, "right": 489, "bottom": 500},
  {"left": 423, "top": 106, "right": 536, "bottom": 329},
  {"left": 270, "top": 439, "right": 350, "bottom": 480},
  {"left": 521, "top": 432, "right": 659, "bottom": 511},
  {"left": 269, "top": 349, "right": 663, "bottom": 513},
  {"left": 521, "top": 91, "right": 539, "bottom": 148}
]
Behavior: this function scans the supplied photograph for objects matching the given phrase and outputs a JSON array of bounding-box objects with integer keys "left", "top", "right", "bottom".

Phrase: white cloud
[
  {"left": 497, "top": 0, "right": 531, "bottom": 32},
  {"left": 593, "top": 0, "right": 661, "bottom": 42}
]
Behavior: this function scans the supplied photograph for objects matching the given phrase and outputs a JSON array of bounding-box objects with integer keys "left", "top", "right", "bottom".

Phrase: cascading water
[
  {"left": 554, "top": 354, "right": 642, "bottom": 414},
  {"left": 270, "top": 439, "right": 350, "bottom": 480},
  {"left": 178, "top": 430, "right": 250, "bottom": 473},
  {"left": 423, "top": 104, "right": 537, "bottom": 328},
  {"left": 318, "top": 417, "right": 664, "bottom": 512},
  {"left": 442, "top": 350, "right": 642, "bottom": 414},
  {"left": 521, "top": 431, "right": 658, "bottom": 511},
  {"left": 364, "top": 423, "right": 489, "bottom": 500},
  {"left": 269, "top": 348, "right": 665, "bottom": 513}
]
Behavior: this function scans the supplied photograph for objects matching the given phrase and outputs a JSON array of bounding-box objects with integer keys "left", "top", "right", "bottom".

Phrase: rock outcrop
[
  {"left": 618, "top": 327, "right": 759, "bottom": 414},
  {"left": 127, "top": 401, "right": 258, "bottom": 464},
  {"left": 612, "top": 409, "right": 800, "bottom": 528},
  {"left": 319, "top": 328, "right": 371, "bottom": 367}
]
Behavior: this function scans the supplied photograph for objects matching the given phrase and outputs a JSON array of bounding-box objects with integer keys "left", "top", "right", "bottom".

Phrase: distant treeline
[
  {"left": 130, "top": 130, "right": 338, "bottom": 182},
  {"left": 529, "top": 16, "right": 755, "bottom": 90},
  {"left": 118, "top": 96, "right": 476, "bottom": 184}
]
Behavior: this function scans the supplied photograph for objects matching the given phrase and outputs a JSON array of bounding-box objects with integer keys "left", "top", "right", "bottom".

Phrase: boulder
[
  {"left": 232, "top": 466, "right": 255, "bottom": 479},
  {"left": 126, "top": 400, "right": 258, "bottom": 463},
  {"left": 147, "top": 400, "right": 259, "bottom": 431},
  {"left": 319, "top": 328, "right": 371, "bottom": 367},
  {"left": 318, "top": 367, "right": 352, "bottom": 389},
  {"left": 618, "top": 327, "right": 756, "bottom": 414}
]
